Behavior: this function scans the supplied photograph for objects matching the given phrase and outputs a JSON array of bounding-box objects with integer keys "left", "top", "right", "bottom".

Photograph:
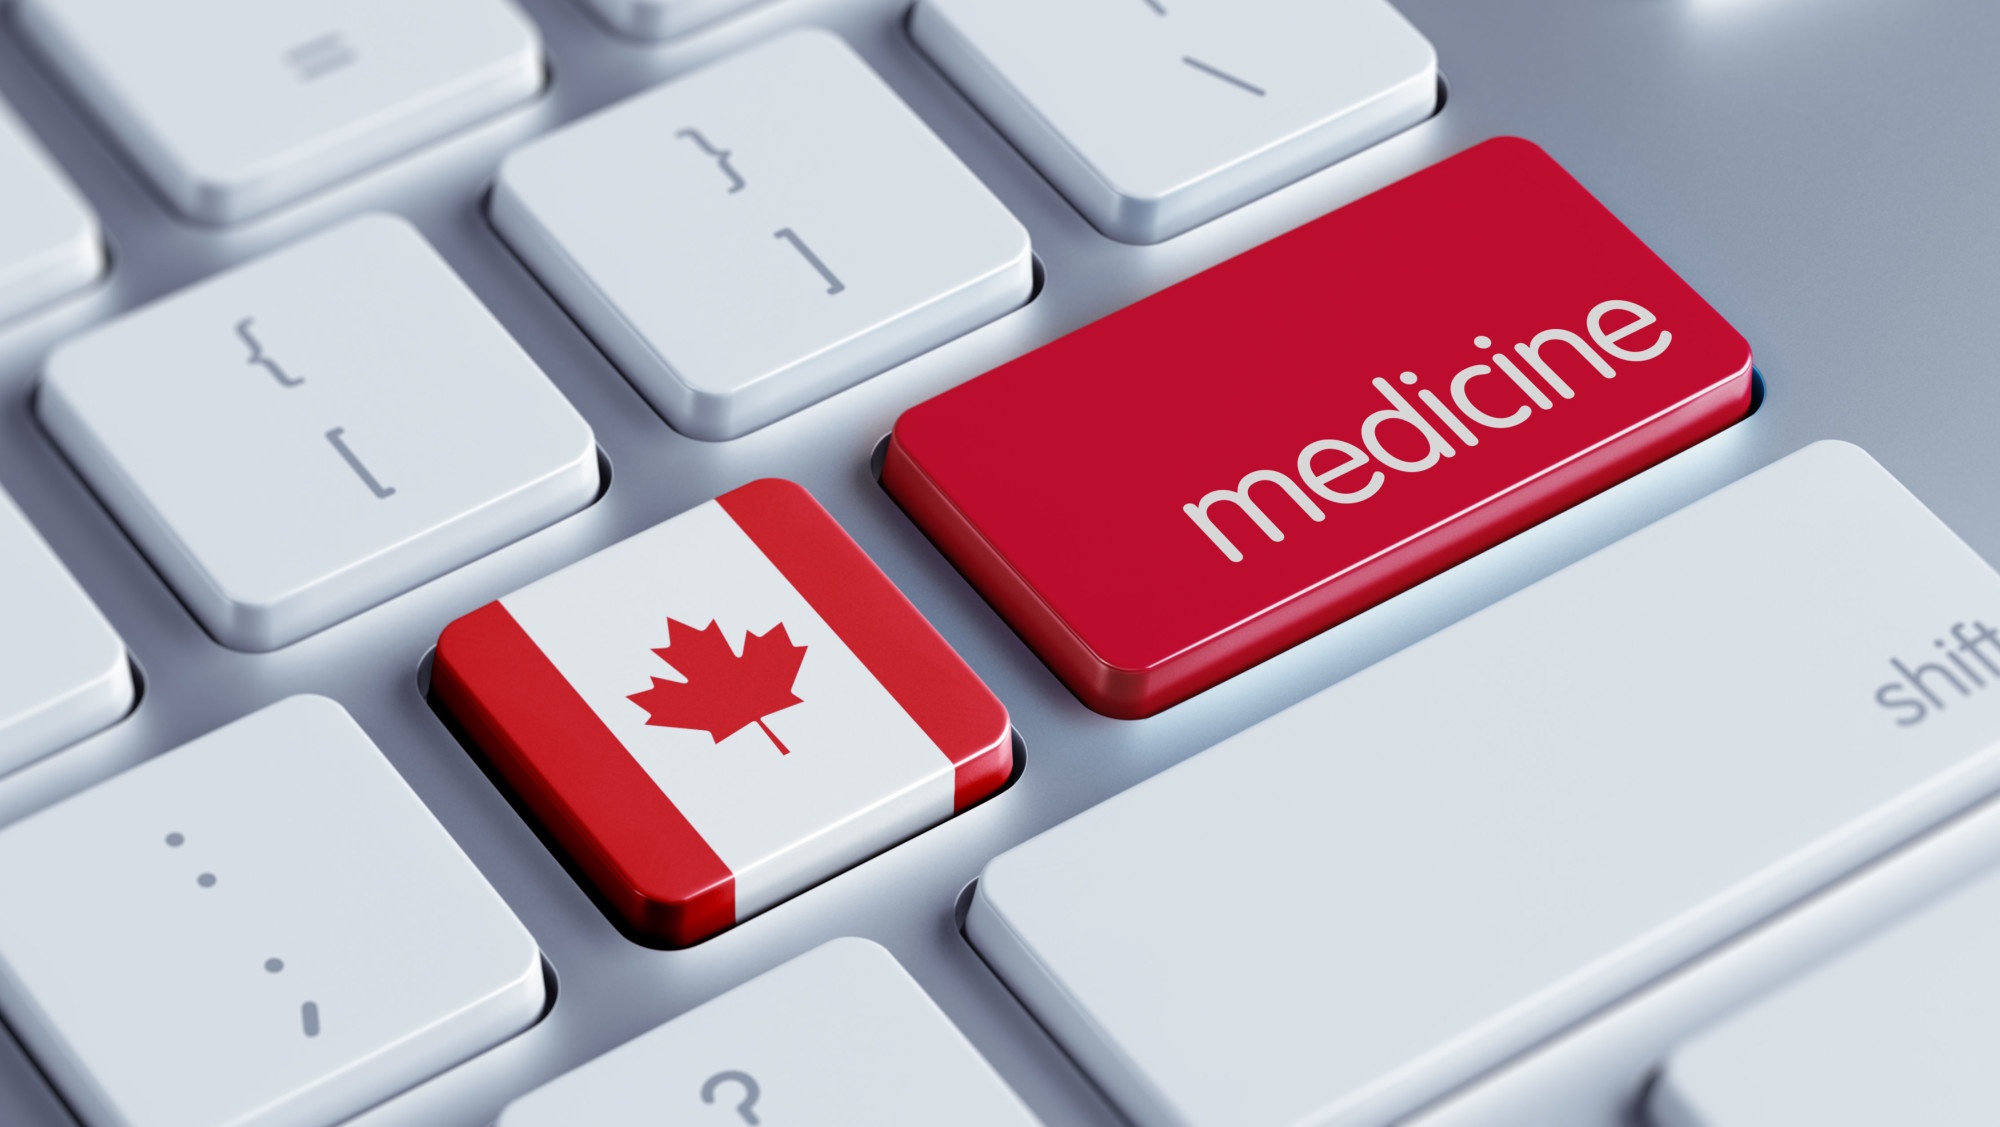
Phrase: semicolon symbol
[
  {"left": 701, "top": 1070, "right": 761, "bottom": 1125},
  {"left": 266, "top": 959, "right": 320, "bottom": 1037},
  {"left": 237, "top": 319, "right": 303, "bottom": 387}
]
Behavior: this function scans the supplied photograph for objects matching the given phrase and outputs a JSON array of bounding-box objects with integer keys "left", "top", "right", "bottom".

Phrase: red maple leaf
[{"left": 628, "top": 618, "right": 807, "bottom": 755}]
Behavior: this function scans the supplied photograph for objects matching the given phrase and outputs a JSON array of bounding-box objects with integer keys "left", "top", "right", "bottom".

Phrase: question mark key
[{"left": 498, "top": 939, "right": 1038, "bottom": 1126}]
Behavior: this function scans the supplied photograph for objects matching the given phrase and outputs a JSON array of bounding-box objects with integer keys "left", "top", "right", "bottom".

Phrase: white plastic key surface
[
  {"left": 1649, "top": 857, "right": 2000, "bottom": 1127},
  {"left": 0, "top": 483, "right": 131, "bottom": 776},
  {"left": 968, "top": 441, "right": 2000, "bottom": 1127},
  {"left": 38, "top": 213, "right": 599, "bottom": 652},
  {"left": 0, "top": 695, "right": 546, "bottom": 1127},
  {"left": 493, "top": 29, "right": 1033, "bottom": 441},
  {"left": 0, "top": 97, "right": 101, "bottom": 326},
  {"left": 572, "top": 0, "right": 762, "bottom": 41},
  {"left": 498, "top": 938, "right": 1039, "bottom": 1126},
  {"left": 16, "top": 0, "right": 543, "bottom": 224},
  {"left": 912, "top": 0, "right": 1438, "bottom": 244}
]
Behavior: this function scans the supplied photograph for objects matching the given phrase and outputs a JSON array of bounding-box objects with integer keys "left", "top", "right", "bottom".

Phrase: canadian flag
[{"left": 435, "top": 480, "right": 1012, "bottom": 947}]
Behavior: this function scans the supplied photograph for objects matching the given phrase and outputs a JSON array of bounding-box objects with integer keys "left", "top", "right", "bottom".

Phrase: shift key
[
  {"left": 886, "top": 137, "right": 1755, "bottom": 718},
  {"left": 967, "top": 441, "right": 2000, "bottom": 1127}
]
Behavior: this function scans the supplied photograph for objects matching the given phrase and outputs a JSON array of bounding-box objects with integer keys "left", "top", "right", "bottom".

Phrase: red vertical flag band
[
  {"left": 718, "top": 479, "right": 1014, "bottom": 810},
  {"left": 435, "top": 601, "right": 736, "bottom": 947}
]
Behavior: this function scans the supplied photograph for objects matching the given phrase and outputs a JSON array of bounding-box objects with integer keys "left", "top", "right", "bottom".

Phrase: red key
[{"left": 885, "top": 137, "right": 1754, "bottom": 719}]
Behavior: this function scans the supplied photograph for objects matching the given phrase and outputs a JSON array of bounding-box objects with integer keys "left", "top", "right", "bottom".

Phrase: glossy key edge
[
  {"left": 0, "top": 487, "right": 132, "bottom": 777},
  {"left": 0, "top": 98, "right": 103, "bottom": 327},
  {"left": 575, "top": 0, "right": 766, "bottom": 42}
]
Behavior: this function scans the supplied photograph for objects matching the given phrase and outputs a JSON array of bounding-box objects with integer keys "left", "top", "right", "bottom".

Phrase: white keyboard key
[
  {"left": 912, "top": 0, "right": 1438, "bottom": 244},
  {"left": 493, "top": 29, "right": 1032, "bottom": 441},
  {"left": 573, "top": 0, "right": 761, "bottom": 41},
  {"left": 1649, "top": 857, "right": 2000, "bottom": 1127},
  {"left": 0, "top": 484, "right": 132, "bottom": 776},
  {"left": 968, "top": 441, "right": 2000, "bottom": 1127},
  {"left": 16, "top": 0, "right": 543, "bottom": 224},
  {"left": 0, "top": 98, "right": 102, "bottom": 325},
  {"left": 498, "top": 938, "right": 1038, "bottom": 1126},
  {"left": 39, "top": 214, "right": 599, "bottom": 651},
  {"left": 0, "top": 695, "right": 545, "bottom": 1127}
]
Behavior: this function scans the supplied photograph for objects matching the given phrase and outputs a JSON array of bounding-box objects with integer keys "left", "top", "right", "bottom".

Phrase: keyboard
[{"left": 2, "top": 1, "right": 1997, "bottom": 1125}]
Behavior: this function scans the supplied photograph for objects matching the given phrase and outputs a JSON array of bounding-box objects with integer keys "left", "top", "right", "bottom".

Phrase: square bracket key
[
  {"left": 913, "top": 0, "right": 1439, "bottom": 243},
  {"left": 38, "top": 214, "right": 600, "bottom": 652},
  {"left": 492, "top": 29, "right": 1033, "bottom": 441}
]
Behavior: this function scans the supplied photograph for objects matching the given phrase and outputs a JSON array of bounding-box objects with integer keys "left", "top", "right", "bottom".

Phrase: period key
[{"left": 885, "top": 137, "right": 1755, "bottom": 718}]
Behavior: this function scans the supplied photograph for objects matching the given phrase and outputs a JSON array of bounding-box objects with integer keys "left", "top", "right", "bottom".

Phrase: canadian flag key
[{"left": 435, "top": 480, "right": 1012, "bottom": 947}]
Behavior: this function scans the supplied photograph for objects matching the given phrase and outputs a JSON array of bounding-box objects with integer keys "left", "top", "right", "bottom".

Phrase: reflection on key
[
  {"left": 967, "top": 443, "right": 2000, "bottom": 1126},
  {"left": 15, "top": 0, "right": 544, "bottom": 223},
  {"left": 498, "top": 939, "right": 1038, "bottom": 1126},
  {"left": 0, "top": 97, "right": 101, "bottom": 326},
  {"left": 0, "top": 484, "right": 132, "bottom": 776},
  {"left": 913, "top": 0, "right": 1438, "bottom": 242}
]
